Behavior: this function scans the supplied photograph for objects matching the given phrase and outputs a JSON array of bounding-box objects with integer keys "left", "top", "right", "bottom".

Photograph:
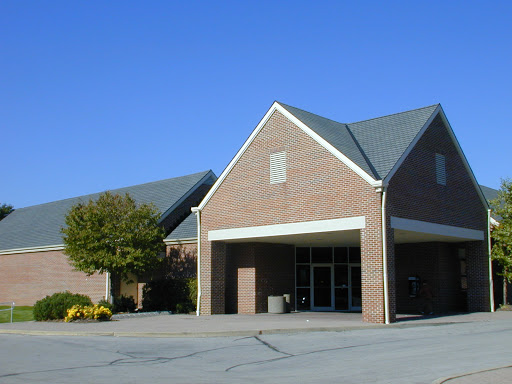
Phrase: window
[
  {"left": 435, "top": 153, "right": 446, "bottom": 185},
  {"left": 270, "top": 151, "right": 286, "bottom": 184}
]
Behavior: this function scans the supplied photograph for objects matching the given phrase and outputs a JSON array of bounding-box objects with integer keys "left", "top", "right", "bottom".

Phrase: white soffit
[
  {"left": 390, "top": 217, "right": 484, "bottom": 241},
  {"left": 208, "top": 216, "right": 366, "bottom": 241}
]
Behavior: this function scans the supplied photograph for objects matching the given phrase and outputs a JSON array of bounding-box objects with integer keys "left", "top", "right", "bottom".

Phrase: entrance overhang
[
  {"left": 208, "top": 216, "right": 365, "bottom": 246},
  {"left": 391, "top": 217, "right": 485, "bottom": 244}
]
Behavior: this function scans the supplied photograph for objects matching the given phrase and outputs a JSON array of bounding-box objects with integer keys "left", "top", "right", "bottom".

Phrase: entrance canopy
[
  {"left": 391, "top": 217, "right": 485, "bottom": 244},
  {"left": 208, "top": 217, "right": 364, "bottom": 246}
]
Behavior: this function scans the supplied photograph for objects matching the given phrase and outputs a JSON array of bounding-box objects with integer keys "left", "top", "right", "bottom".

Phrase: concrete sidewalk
[{"left": 0, "top": 310, "right": 509, "bottom": 338}]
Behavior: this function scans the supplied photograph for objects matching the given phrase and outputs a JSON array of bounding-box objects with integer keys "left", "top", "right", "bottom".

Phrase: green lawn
[{"left": 0, "top": 306, "right": 34, "bottom": 323}]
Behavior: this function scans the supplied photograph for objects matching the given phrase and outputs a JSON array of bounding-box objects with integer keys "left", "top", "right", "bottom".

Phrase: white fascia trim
[
  {"left": 163, "top": 237, "right": 198, "bottom": 245},
  {"left": 0, "top": 244, "right": 65, "bottom": 255},
  {"left": 436, "top": 108, "right": 489, "bottom": 210},
  {"left": 198, "top": 102, "right": 376, "bottom": 210},
  {"left": 384, "top": 105, "right": 441, "bottom": 184},
  {"left": 390, "top": 216, "right": 484, "bottom": 241},
  {"left": 276, "top": 104, "right": 377, "bottom": 185},
  {"left": 208, "top": 216, "right": 366, "bottom": 241},
  {"left": 384, "top": 106, "right": 488, "bottom": 210}
]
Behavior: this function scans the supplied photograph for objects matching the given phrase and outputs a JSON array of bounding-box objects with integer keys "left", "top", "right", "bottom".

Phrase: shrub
[
  {"left": 176, "top": 302, "right": 195, "bottom": 314},
  {"left": 113, "top": 295, "right": 136, "bottom": 313},
  {"left": 33, "top": 291, "right": 93, "bottom": 321},
  {"left": 187, "top": 278, "right": 198, "bottom": 306},
  {"left": 65, "top": 304, "right": 112, "bottom": 322},
  {"left": 142, "top": 278, "right": 197, "bottom": 312},
  {"left": 97, "top": 299, "right": 113, "bottom": 311}
]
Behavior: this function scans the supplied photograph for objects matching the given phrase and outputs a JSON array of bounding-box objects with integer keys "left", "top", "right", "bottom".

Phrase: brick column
[
  {"left": 200, "top": 240, "right": 227, "bottom": 315},
  {"left": 360, "top": 214, "right": 396, "bottom": 323},
  {"left": 466, "top": 240, "right": 490, "bottom": 312}
]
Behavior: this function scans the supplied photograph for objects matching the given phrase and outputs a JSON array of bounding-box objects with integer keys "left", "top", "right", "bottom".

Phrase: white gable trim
[
  {"left": 384, "top": 105, "right": 441, "bottom": 184},
  {"left": 278, "top": 104, "right": 378, "bottom": 185},
  {"left": 384, "top": 106, "right": 488, "bottom": 210},
  {"left": 158, "top": 170, "right": 216, "bottom": 224},
  {"left": 391, "top": 217, "right": 484, "bottom": 240},
  {"left": 198, "top": 102, "right": 377, "bottom": 210},
  {"left": 208, "top": 216, "right": 366, "bottom": 241}
]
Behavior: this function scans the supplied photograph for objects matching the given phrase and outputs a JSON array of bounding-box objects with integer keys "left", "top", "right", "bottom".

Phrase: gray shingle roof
[
  {"left": 0, "top": 171, "right": 213, "bottom": 252},
  {"left": 480, "top": 185, "right": 499, "bottom": 202},
  {"left": 278, "top": 102, "right": 439, "bottom": 180},
  {"left": 165, "top": 213, "right": 197, "bottom": 241}
]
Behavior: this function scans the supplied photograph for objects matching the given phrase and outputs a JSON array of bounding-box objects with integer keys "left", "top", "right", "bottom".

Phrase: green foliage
[
  {"left": 187, "top": 278, "right": 198, "bottom": 305},
  {"left": 175, "top": 302, "right": 195, "bottom": 314},
  {"left": 97, "top": 299, "right": 113, "bottom": 311},
  {"left": 142, "top": 278, "right": 197, "bottom": 312},
  {"left": 113, "top": 295, "right": 136, "bottom": 313},
  {"left": 61, "top": 192, "right": 166, "bottom": 282},
  {"left": 491, "top": 179, "right": 512, "bottom": 282},
  {"left": 0, "top": 203, "right": 14, "bottom": 221},
  {"left": 33, "top": 291, "right": 93, "bottom": 321}
]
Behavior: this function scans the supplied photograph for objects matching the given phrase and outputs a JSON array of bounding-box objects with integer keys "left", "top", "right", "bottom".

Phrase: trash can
[
  {"left": 283, "top": 293, "right": 291, "bottom": 313},
  {"left": 268, "top": 295, "right": 286, "bottom": 314}
]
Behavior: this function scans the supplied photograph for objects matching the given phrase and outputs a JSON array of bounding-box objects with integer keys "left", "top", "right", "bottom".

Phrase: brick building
[
  {"left": 193, "top": 102, "right": 493, "bottom": 323},
  {"left": 0, "top": 170, "right": 216, "bottom": 306}
]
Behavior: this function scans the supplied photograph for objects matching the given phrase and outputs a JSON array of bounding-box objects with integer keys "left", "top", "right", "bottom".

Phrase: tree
[
  {"left": 62, "top": 192, "right": 166, "bottom": 300},
  {"left": 0, "top": 203, "right": 14, "bottom": 221},
  {"left": 491, "top": 179, "right": 512, "bottom": 306}
]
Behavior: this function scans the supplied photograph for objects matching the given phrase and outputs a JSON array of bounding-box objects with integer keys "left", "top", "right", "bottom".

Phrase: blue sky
[{"left": 1, "top": 1, "right": 511, "bottom": 208}]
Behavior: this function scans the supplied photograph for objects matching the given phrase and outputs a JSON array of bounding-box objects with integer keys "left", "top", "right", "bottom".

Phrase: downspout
[
  {"left": 381, "top": 186, "right": 390, "bottom": 324},
  {"left": 105, "top": 272, "right": 111, "bottom": 304},
  {"left": 192, "top": 207, "right": 201, "bottom": 316},
  {"left": 488, "top": 209, "right": 495, "bottom": 312}
]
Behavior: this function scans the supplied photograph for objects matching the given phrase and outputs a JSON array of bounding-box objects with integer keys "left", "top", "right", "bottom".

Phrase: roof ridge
[
  {"left": 276, "top": 101, "right": 348, "bottom": 125},
  {"left": 14, "top": 170, "right": 212, "bottom": 209},
  {"left": 348, "top": 104, "right": 439, "bottom": 125}
]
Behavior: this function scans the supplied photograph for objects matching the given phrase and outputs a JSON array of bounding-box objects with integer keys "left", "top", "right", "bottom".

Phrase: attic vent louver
[
  {"left": 436, "top": 153, "right": 446, "bottom": 185},
  {"left": 270, "top": 151, "right": 286, "bottom": 184}
]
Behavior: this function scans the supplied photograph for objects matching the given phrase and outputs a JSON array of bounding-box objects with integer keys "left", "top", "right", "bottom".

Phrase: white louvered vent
[
  {"left": 436, "top": 153, "right": 446, "bottom": 185},
  {"left": 270, "top": 151, "right": 287, "bottom": 184}
]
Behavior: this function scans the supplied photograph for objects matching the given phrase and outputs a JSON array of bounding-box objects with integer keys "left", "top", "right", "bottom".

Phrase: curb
[
  {"left": 431, "top": 365, "right": 512, "bottom": 384},
  {"left": 0, "top": 325, "right": 389, "bottom": 338},
  {"left": 0, "top": 318, "right": 471, "bottom": 339}
]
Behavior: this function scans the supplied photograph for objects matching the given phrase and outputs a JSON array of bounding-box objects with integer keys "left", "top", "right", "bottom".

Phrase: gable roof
[
  {"left": 279, "top": 103, "right": 439, "bottom": 180},
  {"left": 0, "top": 170, "right": 215, "bottom": 254},
  {"left": 165, "top": 213, "right": 197, "bottom": 243},
  {"left": 480, "top": 185, "right": 499, "bottom": 202},
  {"left": 198, "top": 101, "right": 488, "bottom": 211}
]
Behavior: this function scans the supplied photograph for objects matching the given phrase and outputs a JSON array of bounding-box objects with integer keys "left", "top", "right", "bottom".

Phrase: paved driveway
[{"left": 1, "top": 312, "right": 512, "bottom": 383}]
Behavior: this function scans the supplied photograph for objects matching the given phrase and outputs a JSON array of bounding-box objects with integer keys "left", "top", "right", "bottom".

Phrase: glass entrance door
[{"left": 312, "top": 266, "right": 333, "bottom": 310}]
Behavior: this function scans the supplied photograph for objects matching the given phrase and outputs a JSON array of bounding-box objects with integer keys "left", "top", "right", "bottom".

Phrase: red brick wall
[
  {"left": 388, "top": 115, "right": 489, "bottom": 312},
  {"left": 387, "top": 115, "right": 487, "bottom": 230},
  {"left": 200, "top": 110, "right": 387, "bottom": 322},
  {"left": 226, "top": 243, "right": 294, "bottom": 314},
  {"left": 0, "top": 250, "right": 106, "bottom": 305}
]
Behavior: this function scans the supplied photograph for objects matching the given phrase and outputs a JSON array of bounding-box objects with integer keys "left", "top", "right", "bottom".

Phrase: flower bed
[{"left": 64, "top": 304, "right": 112, "bottom": 322}]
